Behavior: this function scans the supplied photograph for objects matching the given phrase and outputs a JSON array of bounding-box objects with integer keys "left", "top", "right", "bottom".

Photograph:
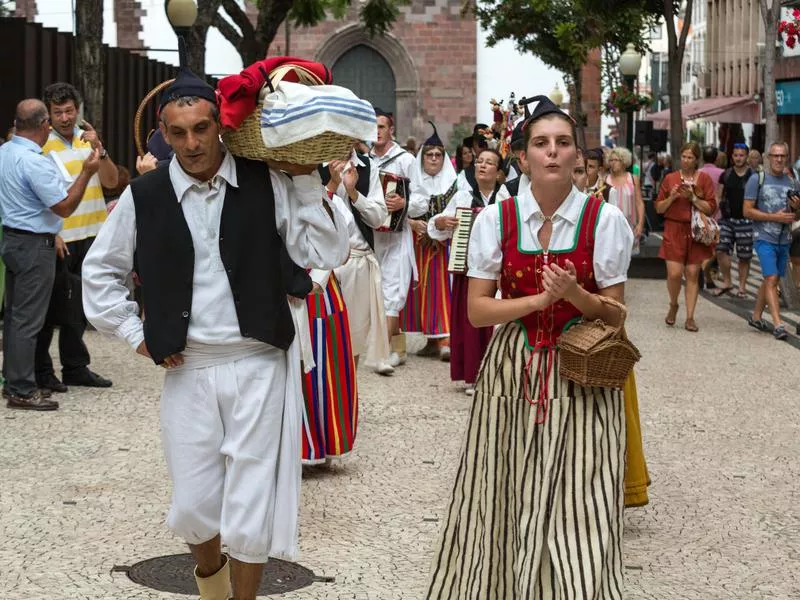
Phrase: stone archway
[{"left": 316, "top": 24, "right": 420, "bottom": 140}]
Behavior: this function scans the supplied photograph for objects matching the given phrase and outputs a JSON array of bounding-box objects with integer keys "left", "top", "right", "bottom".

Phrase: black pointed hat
[
  {"left": 521, "top": 95, "right": 574, "bottom": 127},
  {"left": 374, "top": 106, "right": 394, "bottom": 120},
  {"left": 158, "top": 36, "right": 217, "bottom": 113},
  {"left": 423, "top": 121, "right": 444, "bottom": 148}
]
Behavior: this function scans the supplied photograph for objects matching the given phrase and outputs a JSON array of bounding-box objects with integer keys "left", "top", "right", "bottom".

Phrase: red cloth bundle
[{"left": 217, "top": 56, "right": 332, "bottom": 130}]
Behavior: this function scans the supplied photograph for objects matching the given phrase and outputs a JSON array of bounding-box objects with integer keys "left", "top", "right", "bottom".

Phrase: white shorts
[{"left": 160, "top": 349, "right": 293, "bottom": 563}]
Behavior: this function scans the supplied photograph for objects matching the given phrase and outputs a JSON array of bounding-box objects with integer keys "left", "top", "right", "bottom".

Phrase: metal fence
[{"left": 0, "top": 17, "right": 211, "bottom": 175}]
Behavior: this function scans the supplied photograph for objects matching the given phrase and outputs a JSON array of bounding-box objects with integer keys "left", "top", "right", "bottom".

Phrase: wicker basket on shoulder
[
  {"left": 557, "top": 296, "right": 641, "bottom": 389},
  {"left": 134, "top": 79, "right": 175, "bottom": 157},
  {"left": 222, "top": 64, "right": 355, "bottom": 164}
]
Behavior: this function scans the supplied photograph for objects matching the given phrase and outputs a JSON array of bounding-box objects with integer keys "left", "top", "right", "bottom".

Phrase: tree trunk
[
  {"left": 74, "top": 0, "right": 104, "bottom": 135},
  {"left": 187, "top": 23, "right": 210, "bottom": 75},
  {"left": 573, "top": 70, "right": 587, "bottom": 149},
  {"left": 664, "top": 0, "right": 694, "bottom": 163},
  {"left": 761, "top": 0, "right": 780, "bottom": 148}
]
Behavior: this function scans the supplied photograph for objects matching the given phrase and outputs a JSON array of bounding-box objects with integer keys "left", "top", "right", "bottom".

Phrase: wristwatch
[{"left": 99, "top": 148, "right": 108, "bottom": 160}]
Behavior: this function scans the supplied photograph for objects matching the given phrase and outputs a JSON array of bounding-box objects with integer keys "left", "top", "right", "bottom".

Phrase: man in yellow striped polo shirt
[{"left": 36, "top": 82, "right": 117, "bottom": 391}]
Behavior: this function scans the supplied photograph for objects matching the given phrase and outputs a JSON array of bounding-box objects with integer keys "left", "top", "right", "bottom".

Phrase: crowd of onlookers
[{"left": 0, "top": 83, "right": 120, "bottom": 411}]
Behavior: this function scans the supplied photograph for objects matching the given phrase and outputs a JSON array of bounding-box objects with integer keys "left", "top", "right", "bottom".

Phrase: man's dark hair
[
  {"left": 585, "top": 147, "right": 604, "bottom": 165},
  {"left": 43, "top": 82, "right": 82, "bottom": 110},
  {"left": 648, "top": 152, "right": 656, "bottom": 160},
  {"left": 14, "top": 99, "right": 48, "bottom": 131},
  {"left": 702, "top": 145, "right": 718, "bottom": 165}
]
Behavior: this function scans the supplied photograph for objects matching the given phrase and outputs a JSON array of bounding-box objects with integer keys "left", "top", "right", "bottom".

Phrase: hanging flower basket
[
  {"left": 603, "top": 86, "right": 652, "bottom": 116},
  {"left": 779, "top": 10, "right": 800, "bottom": 49}
]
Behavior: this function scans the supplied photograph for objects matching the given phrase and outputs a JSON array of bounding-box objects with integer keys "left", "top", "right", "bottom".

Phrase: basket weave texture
[
  {"left": 557, "top": 296, "right": 641, "bottom": 389},
  {"left": 222, "top": 64, "right": 355, "bottom": 164}
]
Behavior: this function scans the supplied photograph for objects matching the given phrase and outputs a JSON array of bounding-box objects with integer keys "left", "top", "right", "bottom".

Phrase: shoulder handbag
[
  {"left": 46, "top": 259, "right": 84, "bottom": 327},
  {"left": 690, "top": 175, "right": 720, "bottom": 245}
]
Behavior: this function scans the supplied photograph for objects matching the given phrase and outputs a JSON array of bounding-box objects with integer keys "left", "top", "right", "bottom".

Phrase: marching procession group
[{"left": 1, "top": 40, "right": 666, "bottom": 596}]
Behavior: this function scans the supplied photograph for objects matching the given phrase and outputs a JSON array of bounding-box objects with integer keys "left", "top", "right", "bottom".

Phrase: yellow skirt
[{"left": 624, "top": 371, "right": 650, "bottom": 507}]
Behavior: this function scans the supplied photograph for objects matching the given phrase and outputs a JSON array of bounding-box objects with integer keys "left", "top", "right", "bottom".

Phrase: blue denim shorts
[{"left": 754, "top": 239, "right": 790, "bottom": 278}]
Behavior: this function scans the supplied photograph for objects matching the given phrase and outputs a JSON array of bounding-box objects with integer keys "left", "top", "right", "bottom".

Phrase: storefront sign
[{"left": 777, "top": 80, "right": 800, "bottom": 115}]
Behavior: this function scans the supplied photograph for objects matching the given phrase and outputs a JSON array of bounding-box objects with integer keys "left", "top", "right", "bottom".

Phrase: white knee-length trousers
[{"left": 160, "top": 348, "right": 301, "bottom": 563}]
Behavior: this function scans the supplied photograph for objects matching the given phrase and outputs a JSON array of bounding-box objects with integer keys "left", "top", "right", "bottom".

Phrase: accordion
[
  {"left": 377, "top": 172, "right": 410, "bottom": 232},
  {"left": 447, "top": 207, "right": 478, "bottom": 274}
]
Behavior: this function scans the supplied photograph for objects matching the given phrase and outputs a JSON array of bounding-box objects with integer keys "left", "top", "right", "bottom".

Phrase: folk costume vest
[
  {"left": 499, "top": 194, "right": 603, "bottom": 348},
  {"left": 130, "top": 157, "right": 294, "bottom": 364},
  {"left": 498, "top": 193, "right": 604, "bottom": 421}
]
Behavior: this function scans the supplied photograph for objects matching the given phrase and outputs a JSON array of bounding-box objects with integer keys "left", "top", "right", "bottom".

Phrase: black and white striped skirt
[{"left": 426, "top": 322, "right": 626, "bottom": 599}]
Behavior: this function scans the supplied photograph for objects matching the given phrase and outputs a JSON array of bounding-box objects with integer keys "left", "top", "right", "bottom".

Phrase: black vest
[
  {"left": 504, "top": 177, "right": 521, "bottom": 197},
  {"left": 130, "top": 157, "right": 294, "bottom": 364},
  {"left": 319, "top": 153, "right": 374, "bottom": 250}
]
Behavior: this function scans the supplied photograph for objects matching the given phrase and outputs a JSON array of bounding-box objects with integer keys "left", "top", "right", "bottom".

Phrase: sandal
[
  {"left": 684, "top": 318, "right": 699, "bottom": 332},
  {"left": 734, "top": 290, "right": 748, "bottom": 299},
  {"left": 710, "top": 286, "right": 733, "bottom": 297},
  {"left": 773, "top": 325, "right": 789, "bottom": 341},
  {"left": 747, "top": 317, "right": 770, "bottom": 332},
  {"left": 665, "top": 303, "right": 679, "bottom": 326}
]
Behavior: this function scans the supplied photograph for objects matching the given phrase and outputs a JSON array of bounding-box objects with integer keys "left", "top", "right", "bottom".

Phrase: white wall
[{"left": 475, "top": 26, "right": 566, "bottom": 125}]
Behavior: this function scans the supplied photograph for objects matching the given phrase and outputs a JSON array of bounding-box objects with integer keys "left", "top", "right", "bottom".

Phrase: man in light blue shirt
[
  {"left": 743, "top": 141, "right": 800, "bottom": 340},
  {"left": 0, "top": 99, "right": 99, "bottom": 410}
]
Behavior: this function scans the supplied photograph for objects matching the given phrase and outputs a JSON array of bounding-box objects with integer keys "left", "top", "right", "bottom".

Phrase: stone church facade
[{"left": 263, "top": 1, "right": 477, "bottom": 147}]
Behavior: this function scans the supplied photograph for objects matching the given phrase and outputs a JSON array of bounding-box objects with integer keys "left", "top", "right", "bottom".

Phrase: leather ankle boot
[{"left": 194, "top": 555, "right": 232, "bottom": 600}]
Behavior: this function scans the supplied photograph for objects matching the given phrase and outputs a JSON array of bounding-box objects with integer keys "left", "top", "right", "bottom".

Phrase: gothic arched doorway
[{"left": 332, "top": 45, "right": 396, "bottom": 116}]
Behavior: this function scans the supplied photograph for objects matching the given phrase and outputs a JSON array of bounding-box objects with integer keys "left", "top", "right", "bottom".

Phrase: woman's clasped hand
[{"left": 541, "top": 259, "right": 579, "bottom": 300}]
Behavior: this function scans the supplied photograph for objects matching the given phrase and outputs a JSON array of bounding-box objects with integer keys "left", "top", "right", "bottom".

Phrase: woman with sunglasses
[
  {"left": 655, "top": 142, "right": 717, "bottom": 332},
  {"left": 427, "top": 148, "right": 509, "bottom": 395},
  {"left": 426, "top": 98, "right": 633, "bottom": 598},
  {"left": 402, "top": 124, "right": 456, "bottom": 359}
]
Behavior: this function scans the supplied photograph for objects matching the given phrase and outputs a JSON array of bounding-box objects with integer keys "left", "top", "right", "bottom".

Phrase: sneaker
[
  {"left": 747, "top": 317, "right": 771, "bottom": 332},
  {"left": 388, "top": 352, "right": 403, "bottom": 367},
  {"left": 439, "top": 346, "right": 451, "bottom": 362},
  {"left": 374, "top": 361, "right": 395, "bottom": 376},
  {"left": 774, "top": 325, "right": 789, "bottom": 340},
  {"left": 465, "top": 385, "right": 475, "bottom": 396}
]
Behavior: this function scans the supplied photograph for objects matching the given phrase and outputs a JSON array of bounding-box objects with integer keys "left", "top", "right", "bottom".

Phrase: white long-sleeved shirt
[
  {"left": 370, "top": 142, "right": 423, "bottom": 219},
  {"left": 309, "top": 192, "right": 365, "bottom": 289},
  {"left": 82, "top": 152, "right": 349, "bottom": 357},
  {"left": 409, "top": 164, "right": 459, "bottom": 222},
  {"left": 329, "top": 151, "right": 388, "bottom": 250}
]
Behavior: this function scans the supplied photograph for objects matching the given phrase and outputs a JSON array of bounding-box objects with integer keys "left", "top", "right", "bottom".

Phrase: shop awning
[{"left": 645, "top": 95, "right": 758, "bottom": 129}]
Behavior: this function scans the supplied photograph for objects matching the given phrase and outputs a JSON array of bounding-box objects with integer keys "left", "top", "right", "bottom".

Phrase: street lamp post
[
  {"left": 549, "top": 83, "right": 564, "bottom": 108},
  {"left": 166, "top": 0, "right": 198, "bottom": 49},
  {"left": 619, "top": 43, "right": 643, "bottom": 153}
]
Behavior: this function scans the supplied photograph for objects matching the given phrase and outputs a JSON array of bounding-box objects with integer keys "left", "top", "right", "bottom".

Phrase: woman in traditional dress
[
  {"left": 574, "top": 150, "right": 650, "bottom": 508},
  {"left": 301, "top": 266, "right": 358, "bottom": 465},
  {"left": 655, "top": 141, "right": 717, "bottom": 332},
  {"left": 605, "top": 147, "right": 646, "bottom": 255},
  {"left": 402, "top": 124, "right": 456, "bottom": 360},
  {"left": 425, "top": 96, "right": 634, "bottom": 599},
  {"left": 428, "top": 148, "right": 509, "bottom": 395}
]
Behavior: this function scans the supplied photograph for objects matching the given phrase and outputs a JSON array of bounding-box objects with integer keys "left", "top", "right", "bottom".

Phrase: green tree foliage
[{"left": 470, "top": 0, "right": 664, "bottom": 146}]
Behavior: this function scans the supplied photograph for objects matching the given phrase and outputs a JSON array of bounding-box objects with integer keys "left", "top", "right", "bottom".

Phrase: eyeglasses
[{"left": 424, "top": 152, "right": 443, "bottom": 159}]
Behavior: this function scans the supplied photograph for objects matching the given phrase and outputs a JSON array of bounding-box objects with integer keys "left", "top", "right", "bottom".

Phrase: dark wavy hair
[{"left": 43, "top": 82, "right": 81, "bottom": 110}]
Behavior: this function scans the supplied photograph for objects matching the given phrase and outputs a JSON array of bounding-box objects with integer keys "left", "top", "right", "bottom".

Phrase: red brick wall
[
  {"left": 115, "top": 0, "right": 145, "bottom": 51},
  {"left": 264, "top": 0, "right": 477, "bottom": 145}
]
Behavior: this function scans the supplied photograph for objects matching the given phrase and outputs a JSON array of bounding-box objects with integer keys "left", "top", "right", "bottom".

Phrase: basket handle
[
  {"left": 596, "top": 295, "right": 628, "bottom": 335},
  {"left": 134, "top": 79, "right": 175, "bottom": 157},
  {"left": 269, "top": 64, "right": 325, "bottom": 88}
]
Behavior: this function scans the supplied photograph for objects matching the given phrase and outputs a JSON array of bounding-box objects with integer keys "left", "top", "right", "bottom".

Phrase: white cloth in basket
[{"left": 260, "top": 81, "right": 377, "bottom": 148}]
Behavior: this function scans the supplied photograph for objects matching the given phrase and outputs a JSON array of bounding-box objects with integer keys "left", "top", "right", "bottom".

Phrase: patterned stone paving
[{"left": 1, "top": 279, "right": 799, "bottom": 599}]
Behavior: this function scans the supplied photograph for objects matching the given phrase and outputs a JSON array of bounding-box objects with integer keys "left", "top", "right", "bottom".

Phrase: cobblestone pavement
[{"left": 2, "top": 279, "right": 799, "bottom": 600}]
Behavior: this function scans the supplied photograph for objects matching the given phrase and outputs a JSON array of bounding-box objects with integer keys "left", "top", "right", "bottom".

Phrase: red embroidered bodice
[{"left": 499, "top": 194, "right": 604, "bottom": 349}]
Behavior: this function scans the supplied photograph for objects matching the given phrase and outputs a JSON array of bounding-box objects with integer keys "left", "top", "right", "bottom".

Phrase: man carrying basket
[{"left": 82, "top": 64, "right": 350, "bottom": 600}]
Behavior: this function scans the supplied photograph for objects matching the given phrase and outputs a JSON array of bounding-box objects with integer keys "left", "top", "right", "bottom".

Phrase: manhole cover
[{"left": 126, "top": 553, "right": 323, "bottom": 595}]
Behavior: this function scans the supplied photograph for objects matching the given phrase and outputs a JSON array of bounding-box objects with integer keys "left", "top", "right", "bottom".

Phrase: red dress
[{"left": 656, "top": 170, "right": 717, "bottom": 265}]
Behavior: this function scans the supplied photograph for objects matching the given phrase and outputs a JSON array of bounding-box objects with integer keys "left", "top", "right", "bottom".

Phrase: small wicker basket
[
  {"left": 557, "top": 296, "right": 641, "bottom": 389},
  {"left": 222, "top": 64, "right": 355, "bottom": 164},
  {"left": 134, "top": 79, "right": 175, "bottom": 157}
]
